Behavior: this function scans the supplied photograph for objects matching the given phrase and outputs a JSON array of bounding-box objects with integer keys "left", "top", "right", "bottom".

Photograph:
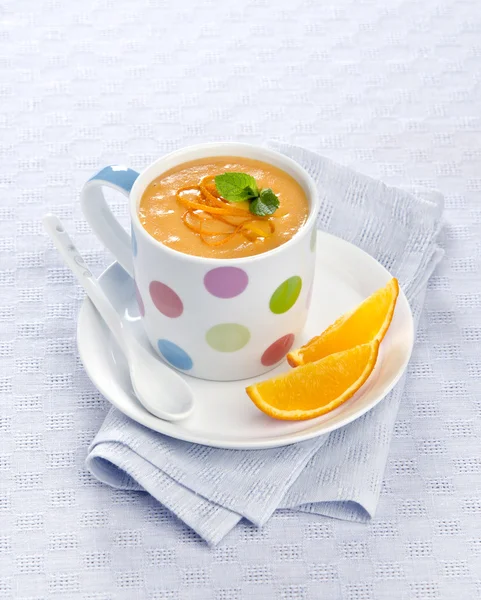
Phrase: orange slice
[
  {"left": 246, "top": 340, "right": 379, "bottom": 421},
  {"left": 287, "top": 277, "right": 399, "bottom": 367}
]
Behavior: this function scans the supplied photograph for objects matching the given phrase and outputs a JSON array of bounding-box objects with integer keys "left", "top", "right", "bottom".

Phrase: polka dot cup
[{"left": 81, "top": 143, "right": 319, "bottom": 381}]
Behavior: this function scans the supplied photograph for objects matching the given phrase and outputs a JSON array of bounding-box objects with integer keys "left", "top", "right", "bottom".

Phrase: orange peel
[{"left": 176, "top": 176, "right": 276, "bottom": 246}]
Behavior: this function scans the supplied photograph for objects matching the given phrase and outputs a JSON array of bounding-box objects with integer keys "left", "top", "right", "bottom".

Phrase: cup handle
[{"left": 81, "top": 165, "right": 140, "bottom": 277}]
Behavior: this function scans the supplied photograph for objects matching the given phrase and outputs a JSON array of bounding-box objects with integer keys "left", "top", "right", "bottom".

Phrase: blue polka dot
[
  {"left": 157, "top": 339, "right": 193, "bottom": 371},
  {"left": 131, "top": 225, "right": 137, "bottom": 257}
]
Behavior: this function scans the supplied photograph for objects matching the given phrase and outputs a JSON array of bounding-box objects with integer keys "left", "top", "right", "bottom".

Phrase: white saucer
[{"left": 77, "top": 232, "right": 414, "bottom": 450}]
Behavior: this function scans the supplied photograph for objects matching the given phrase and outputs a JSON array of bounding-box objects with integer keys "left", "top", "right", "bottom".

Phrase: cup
[{"left": 81, "top": 142, "right": 319, "bottom": 381}]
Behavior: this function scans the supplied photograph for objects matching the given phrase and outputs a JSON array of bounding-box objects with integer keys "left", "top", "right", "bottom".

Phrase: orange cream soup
[{"left": 138, "top": 157, "right": 309, "bottom": 259}]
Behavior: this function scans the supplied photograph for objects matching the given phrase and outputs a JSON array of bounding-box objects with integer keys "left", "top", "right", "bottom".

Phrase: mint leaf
[
  {"left": 249, "top": 188, "right": 280, "bottom": 216},
  {"left": 215, "top": 172, "right": 259, "bottom": 202},
  {"left": 243, "top": 185, "right": 258, "bottom": 198},
  {"left": 214, "top": 172, "right": 280, "bottom": 216}
]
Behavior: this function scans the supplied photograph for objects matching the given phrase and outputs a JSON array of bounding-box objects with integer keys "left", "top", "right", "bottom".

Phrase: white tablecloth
[{"left": 1, "top": 0, "right": 480, "bottom": 598}]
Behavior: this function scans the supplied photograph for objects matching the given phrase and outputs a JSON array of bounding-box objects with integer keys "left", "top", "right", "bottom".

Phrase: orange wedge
[
  {"left": 287, "top": 278, "right": 399, "bottom": 367},
  {"left": 246, "top": 340, "right": 379, "bottom": 421}
]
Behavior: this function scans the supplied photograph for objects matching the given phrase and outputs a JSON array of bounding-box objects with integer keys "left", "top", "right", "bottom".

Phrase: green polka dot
[
  {"left": 270, "top": 276, "right": 302, "bottom": 314},
  {"left": 310, "top": 227, "right": 317, "bottom": 252},
  {"left": 206, "top": 323, "right": 251, "bottom": 352}
]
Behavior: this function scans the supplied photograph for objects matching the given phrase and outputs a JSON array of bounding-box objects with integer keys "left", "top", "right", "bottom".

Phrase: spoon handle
[{"left": 43, "top": 214, "right": 126, "bottom": 352}]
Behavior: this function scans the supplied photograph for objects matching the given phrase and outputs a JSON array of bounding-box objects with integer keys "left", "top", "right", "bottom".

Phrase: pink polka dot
[
  {"left": 261, "top": 334, "right": 295, "bottom": 367},
  {"left": 135, "top": 284, "right": 145, "bottom": 317},
  {"left": 149, "top": 281, "right": 183, "bottom": 318},
  {"left": 204, "top": 267, "right": 249, "bottom": 299}
]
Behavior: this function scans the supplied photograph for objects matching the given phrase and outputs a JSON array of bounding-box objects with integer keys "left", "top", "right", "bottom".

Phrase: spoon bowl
[{"left": 126, "top": 335, "right": 194, "bottom": 420}]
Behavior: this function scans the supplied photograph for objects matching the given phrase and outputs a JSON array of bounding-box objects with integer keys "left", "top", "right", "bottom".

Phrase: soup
[{"left": 138, "top": 156, "right": 309, "bottom": 259}]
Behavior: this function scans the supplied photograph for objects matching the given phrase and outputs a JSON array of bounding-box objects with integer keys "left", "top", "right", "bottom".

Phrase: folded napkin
[{"left": 86, "top": 142, "right": 444, "bottom": 545}]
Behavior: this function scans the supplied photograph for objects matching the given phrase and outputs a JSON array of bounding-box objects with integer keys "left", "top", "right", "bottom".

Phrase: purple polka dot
[
  {"left": 150, "top": 281, "right": 183, "bottom": 318},
  {"left": 135, "top": 284, "right": 145, "bottom": 317},
  {"left": 204, "top": 267, "right": 249, "bottom": 299}
]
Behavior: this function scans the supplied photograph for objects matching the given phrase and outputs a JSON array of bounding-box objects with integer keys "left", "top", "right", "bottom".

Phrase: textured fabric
[
  {"left": 86, "top": 143, "right": 444, "bottom": 545},
  {"left": 1, "top": 0, "right": 481, "bottom": 597}
]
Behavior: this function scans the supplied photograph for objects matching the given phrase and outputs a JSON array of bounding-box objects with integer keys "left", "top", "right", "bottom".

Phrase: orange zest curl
[{"left": 176, "top": 176, "right": 276, "bottom": 247}]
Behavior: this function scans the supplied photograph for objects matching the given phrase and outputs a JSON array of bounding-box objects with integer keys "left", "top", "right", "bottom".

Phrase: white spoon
[{"left": 43, "top": 214, "right": 194, "bottom": 422}]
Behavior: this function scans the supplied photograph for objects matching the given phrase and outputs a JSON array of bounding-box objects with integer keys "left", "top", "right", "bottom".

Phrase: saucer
[{"left": 77, "top": 232, "right": 414, "bottom": 450}]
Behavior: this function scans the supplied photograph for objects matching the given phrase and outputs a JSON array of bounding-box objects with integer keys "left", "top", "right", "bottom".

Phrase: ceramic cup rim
[{"left": 129, "top": 142, "right": 319, "bottom": 265}]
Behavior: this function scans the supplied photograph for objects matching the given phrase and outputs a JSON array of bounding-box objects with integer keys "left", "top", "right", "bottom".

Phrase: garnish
[
  {"left": 214, "top": 172, "right": 280, "bottom": 216},
  {"left": 176, "top": 175, "right": 276, "bottom": 247},
  {"left": 214, "top": 173, "right": 259, "bottom": 203},
  {"left": 250, "top": 188, "right": 280, "bottom": 216}
]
